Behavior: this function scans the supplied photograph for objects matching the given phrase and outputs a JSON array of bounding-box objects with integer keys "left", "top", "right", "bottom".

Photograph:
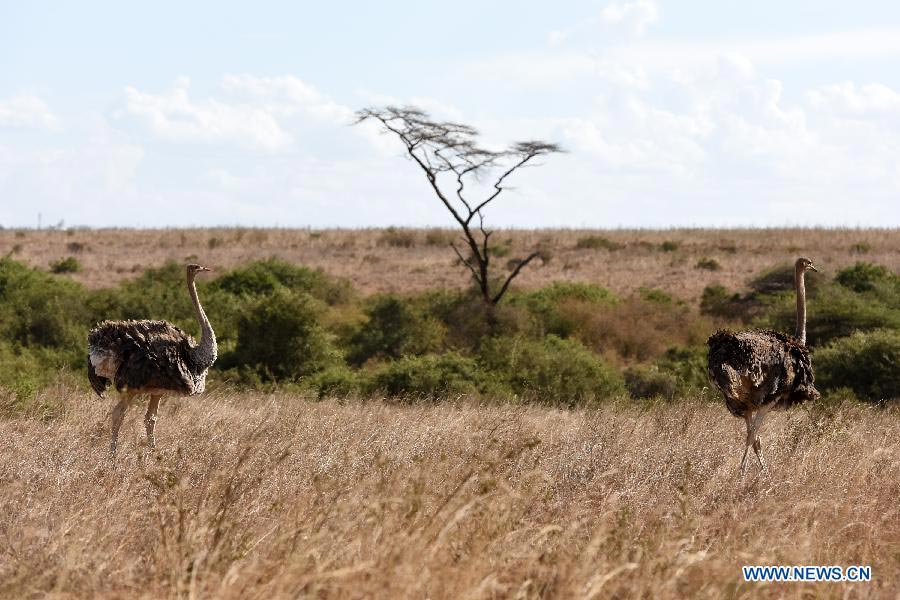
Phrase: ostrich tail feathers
[{"left": 87, "top": 354, "right": 110, "bottom": 398}]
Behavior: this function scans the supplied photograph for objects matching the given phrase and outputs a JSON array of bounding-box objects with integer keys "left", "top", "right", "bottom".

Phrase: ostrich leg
[
  {"left": 749, "top": 404, "right": 772, "bottom": 470},
  {"left": 145, "top": 395, "right": 161, "bottom": 450},
  {"left": 740, "top": 412, "right": 754, "bottom": 474},
  {"left": 110, "top": 394, "right": 133, "bottom": 456}
]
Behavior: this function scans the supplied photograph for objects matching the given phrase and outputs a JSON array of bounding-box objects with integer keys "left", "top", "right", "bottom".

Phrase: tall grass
[{"left": 0, "top": 389, "right": 896, "bottom": 598}]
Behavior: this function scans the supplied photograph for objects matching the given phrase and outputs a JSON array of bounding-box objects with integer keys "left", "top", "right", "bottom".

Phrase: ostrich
[
  {"left": 707, "top": 257, "right": 821, "bottom": 473},
  {"left": 87, "top": 264, "right": 217, "bottom": 455}
]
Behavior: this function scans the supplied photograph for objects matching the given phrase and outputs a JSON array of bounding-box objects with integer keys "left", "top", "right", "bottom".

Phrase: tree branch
[
  {"left": 492, "top": 252, "right": 540, "bottom": 304},
  {"left": 451, "top": 242, "right": 481, "bottom": 284}
]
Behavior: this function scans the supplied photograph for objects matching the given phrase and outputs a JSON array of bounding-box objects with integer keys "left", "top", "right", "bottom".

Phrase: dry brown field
[
  {"left": 1, "top": 389, "right": 897, "bottom": 598},
  {"left": 3, "top": 227, "right": 899, "bottom": 299},
  {"left": 2, "top": 228, "right": 899, "bottom": 597}
]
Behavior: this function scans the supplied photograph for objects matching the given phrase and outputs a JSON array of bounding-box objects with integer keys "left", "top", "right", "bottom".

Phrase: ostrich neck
[
  {"left": 795, "top": 267, "right": 807, "bottom": 345},
  {"left": 188, "top": 275, "right": 217, "bottom": 369}
]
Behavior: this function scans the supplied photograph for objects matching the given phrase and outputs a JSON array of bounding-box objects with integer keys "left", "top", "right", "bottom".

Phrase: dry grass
[
  {"left": 3, "top": 227, "right": 900, "bottom": 299},
  {"left": 1, "top": 387, "right": 897, "bottom": 598}
]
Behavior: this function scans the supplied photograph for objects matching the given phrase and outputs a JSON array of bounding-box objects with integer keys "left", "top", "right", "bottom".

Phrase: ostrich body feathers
[
  {"left": 707, "top": 329, "right": 819, "bottom": 418},
  {"left": 87, "top": 319, "right": 211, "bottom": 398}
]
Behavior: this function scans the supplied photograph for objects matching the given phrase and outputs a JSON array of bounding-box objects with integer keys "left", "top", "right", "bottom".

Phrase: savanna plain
[{"left": 1, "top": 227, "right": 899, "bottom": 599}]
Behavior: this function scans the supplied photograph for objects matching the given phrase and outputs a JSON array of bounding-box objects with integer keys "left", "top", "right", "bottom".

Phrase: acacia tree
[{"left": 355, "top": 106, "right": 562, "bottom": 306}]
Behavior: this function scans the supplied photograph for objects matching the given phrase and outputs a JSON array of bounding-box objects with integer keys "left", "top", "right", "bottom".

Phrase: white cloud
[
  {"left": 612, "top": 28, "right": 900, "bottom": 72},
  {"left": 110, "top": 77, "right": 293, "bottom": 151},
  {"left": 221, "top": 74, "right": 354, "bottom": 123},
  {"left": 601, "top": 0, "right": 659, "bottom": 35},
  {"left": 548, "top": 30, "right": 568, "bottom": 47},
  {"left": 0, "top": 95, "right": 58, "bottom": 129},
  {"left": 807, "top": 82, "right": 900, "bottom": 115}
]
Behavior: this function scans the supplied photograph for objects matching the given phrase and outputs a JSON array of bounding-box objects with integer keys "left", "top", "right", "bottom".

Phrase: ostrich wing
[
  {"left": 88, "top": 320, "right": 199, "bottom": 395},
  {"left": 707, "top": 329, "right": 819, "bottom": 415}
]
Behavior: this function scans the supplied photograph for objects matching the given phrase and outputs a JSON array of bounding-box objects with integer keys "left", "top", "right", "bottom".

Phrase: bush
[
  {"left": 49, "top": 256, "right": 81, "bottom": 274},
  {"left": 699, "top": 284, "right": 747, "bottom": 321},
  {"left": 479, "top": 335, "right": 625, "bottom": 406},
  {"left": 757, "top": 283, "right": 900, "bottom": 347},
  {"left": 377, "top": 227, "right": 417, "bottom": 248},
  {"left": 695, "top": 257, "right": 720, "bottom": 271},
  {"left": 227, "top": 289, "right": 338, "bottom": 382},
  {"left": 367, "top": 352, "right": 488, "bottom": 399},
  {"left": 565, "top": 294, "right": 709, "bottom": 362},
  {"left": 624, "top": 366, "right": 678, "bottom": 400},
  {"left": 638, "top": 288, "right": 674, "bottom": 304},
  {"left": 0, "top": 343, "right": 60, "bottom": 402},
  {"left": 625, "top": 345, "right": 707, "bottom": 400},
  {"left": 815, "top": 329, "right": 900, "bottom": 401},
  {"left": 212, "top": 258, "right": 353, "bottom": 305},
  {"left": 0, "top": 258, "right": 89, "bottom": 356},
  {"left": 510, "top": 282, "right": 616, "bottom": 337},
  {"left": 655, "top": 345, "right": 709, "bottom": 391},
  {"left": 749, "top": 263, "right": 823, "bottom": 296},
  {"left": 348, "top": 295, "right": 444, "bottom": 365},
  {"left": 659, "top": 240, "right": 680, "bottom": 252},
  {"left": 834, "top": 262, "right": 894, "bottom": 293},
  {"left": 417, "top": 289, "right": 532, "bottom": 349},
  {"left": 304, "top": 365, "right": 362, "bottom": 399},
  {"left": 575, "top": 236, "right": 624, "bottom": 251},
  {"left": 424, "top": 229, "right": 454, "bottom": 246},
  {"left": 489, "top": 243, "right": 512, "bottom": 258}
]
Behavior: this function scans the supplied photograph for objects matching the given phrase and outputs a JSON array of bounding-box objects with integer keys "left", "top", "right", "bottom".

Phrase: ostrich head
[
  {"left": 795, "top": 257, "right": 818, "bottom": 273},
  {"left": 186, "top": 263, "right": 212, "bottom": 278}
]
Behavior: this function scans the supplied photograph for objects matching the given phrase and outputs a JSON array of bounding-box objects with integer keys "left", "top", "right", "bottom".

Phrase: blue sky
[{"left": 2, "top": 0, "right": 900, "bottom": 228}]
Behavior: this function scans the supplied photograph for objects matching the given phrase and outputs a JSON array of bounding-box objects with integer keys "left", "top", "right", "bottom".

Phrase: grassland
[
  {"left": 1, "top": 389, "right": 897, "bottom": 598},
  {"left": 1, "top": 227, "right": 899, "bottom": 598},
  {"left": 4, "top": 227, "right": 900, "bottom": 299}
]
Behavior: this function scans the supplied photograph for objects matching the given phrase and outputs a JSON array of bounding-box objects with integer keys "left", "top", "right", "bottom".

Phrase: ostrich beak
[
  {"left": 808, "top": 264, "right": 818, "bottom": 272},
  {"left": 199, "top": 266, "right": 212, "bottom": 272}
]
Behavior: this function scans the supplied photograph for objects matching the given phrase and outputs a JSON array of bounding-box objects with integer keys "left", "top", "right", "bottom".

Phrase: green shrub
[
  {"left": 815, "top": 329, "right": 900, "bottom": 401},
  {"left": 367, "top": 352, "right": 488, "bottom": 399},
  {"left": 575, "top": 236, "right": 624, "bottom": 251},
  {"left": 509, "top": 282, "right": 616, "bottom": 337},
  {"left": 479, "top": 335, "right": 625, "bottom": 406},
  {"left": 624, "top": 366, "right": 678, "bottom": 400},
  {"left": 659, "top": 240, "right": 680, "bottom": 252},
  {"left": 348, "top": 295, "right": 444, "bottom": 365},
  {"left": 0, "top": 343, "right": 58, "bottom": 402},
  {"left": 655, "top": 345, "right": 709, "bottom": 391},
  {"left": 700, "top": 284, "right": 747, "bottom": 321},
  {"left": 212, "top": 258, "right": 353, "bottom": 305},
  {"left": 90, "top": 262, "right": 196, "bottom": 322},
  {"left": 227, "top": 289, "right": 338, "bottom": 382},
  {"left": 834, "top": 262, "right": 894, "bottom": 293},
  {"left": 416, "top": 289, "right": 531, "bottom": 349},
  {"left": 695, "top": 257, "right": 721, "bottom": 271},
  {"left": 624, "top": 345, "right": 707, "bottom": 400},
  {"left": 757, "top": 283, "right": 900, "bottom": 347},
  {"left": 849, "top": 242, "right": 871, "bottom": 254},
  {"left": 49, "top": 256, "right": 81, "bottom": 273},
  {"left": 0, "top": 258, "right": 89, "bottom": 357},
  {"left": 749, "top": 263, "right": 824, "bottom": 296},
  {"left": 638, "top": 288, "right": 674, "bottom": 304},
  {"left": 304, "top": 365, "right": 362, "bottom": 399}
]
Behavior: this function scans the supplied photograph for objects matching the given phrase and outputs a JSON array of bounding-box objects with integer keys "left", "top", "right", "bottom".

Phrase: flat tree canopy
[{"left": 356, "top": 105, "right": 562, "bottom": 305}]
